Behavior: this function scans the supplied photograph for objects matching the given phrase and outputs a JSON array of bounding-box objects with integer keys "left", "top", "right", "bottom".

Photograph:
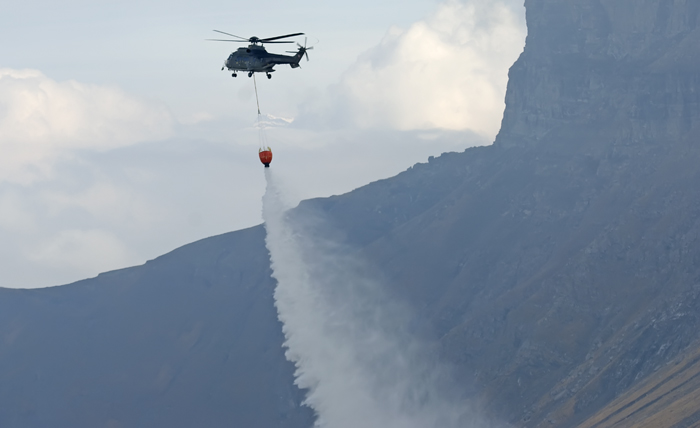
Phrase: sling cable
[{"left": 254, "top": 74, "right": 273, "bottom": 167}]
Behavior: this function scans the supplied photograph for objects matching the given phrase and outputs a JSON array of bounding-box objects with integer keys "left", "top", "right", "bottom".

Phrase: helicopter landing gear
[
  {"left": 248, "top": 72, "right": 253, "bottom": 78},
  {"left": 232, "top": 73, "right": 237, "bottom": 77},
  {"left": 266, "top": 73, "right": 272, "bottom": 79}
]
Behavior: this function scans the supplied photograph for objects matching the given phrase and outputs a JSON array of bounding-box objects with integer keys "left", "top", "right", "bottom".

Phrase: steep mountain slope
[
  {"left": 298, "top": 131, "right": 700, "bottom": 427},
  {"left": 576, "top": 344, "right": 700, "bottom": 428},
  {"left": 2, "top": 1, "right": 700, "bottom": 427},
  {"left": 0, "top": 227, "right": 313, "bottom": 428}
]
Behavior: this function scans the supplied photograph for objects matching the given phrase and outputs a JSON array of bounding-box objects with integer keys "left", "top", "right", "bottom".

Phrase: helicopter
[{"left": 208, "top": 31, "right": 313, "bottom": 79}]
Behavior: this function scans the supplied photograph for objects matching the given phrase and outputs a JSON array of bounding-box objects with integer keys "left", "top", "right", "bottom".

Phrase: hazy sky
[{"left": 0, "top": 0, "right": 526, "bottom": 288}]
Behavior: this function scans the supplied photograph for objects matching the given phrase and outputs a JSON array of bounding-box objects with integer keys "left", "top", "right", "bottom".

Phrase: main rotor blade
[
  {"left": 206, "top": 39, "right": 293, "bottom": 44},
  {"left": 260, "top": 32, "right": 304, "bottom": 42},
  {"left": 212, "top": 30, "right": 248, "bottom": 40}
]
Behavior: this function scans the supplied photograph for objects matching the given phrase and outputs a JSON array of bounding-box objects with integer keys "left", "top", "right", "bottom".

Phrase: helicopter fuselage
[{"left": 224, "top": 45, "right": 302, "bottom": 74}]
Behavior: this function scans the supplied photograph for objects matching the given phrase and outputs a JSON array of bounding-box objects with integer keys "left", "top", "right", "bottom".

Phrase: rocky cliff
[
  {"left": 298, "top": 1, "right": 700, "bottom": 426},
  {"left": 501, "top": 0, "right": 700, "bottom": 150}
]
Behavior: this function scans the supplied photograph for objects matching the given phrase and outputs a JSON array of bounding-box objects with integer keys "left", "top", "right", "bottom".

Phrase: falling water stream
[{"left": 262, "top": 169, "right": 490, "bottom": 428}]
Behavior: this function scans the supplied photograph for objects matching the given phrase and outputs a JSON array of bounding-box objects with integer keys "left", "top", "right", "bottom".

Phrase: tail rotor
[{"left": 287, "top": 37, "right": 313, "bottom": 62}]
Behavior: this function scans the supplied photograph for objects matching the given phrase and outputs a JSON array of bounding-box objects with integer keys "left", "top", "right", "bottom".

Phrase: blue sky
[{"left": 0, "top": 0, "right": 526, "bottom": 288}]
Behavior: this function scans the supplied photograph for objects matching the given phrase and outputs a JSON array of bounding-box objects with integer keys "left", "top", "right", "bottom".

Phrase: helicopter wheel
[
  {"left": 266, "top": 73, "right": 272, "bottom": 79},
  {"left": 248, "top": 72, "right": 253, "bottom": 78},
  {"left": 232, "top": 73, "right": 237, "bottom": 77}
]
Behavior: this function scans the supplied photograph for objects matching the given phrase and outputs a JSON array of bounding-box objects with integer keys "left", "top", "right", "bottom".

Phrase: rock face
[
  {"left": 2, "top": 1, "right": 700, "bottom": 427},
  {"left": 295, "top": 1, "right": 700, "bottom": 426},
  {"left": 501, "top": 0, "right": 700, "bottom": 150}
]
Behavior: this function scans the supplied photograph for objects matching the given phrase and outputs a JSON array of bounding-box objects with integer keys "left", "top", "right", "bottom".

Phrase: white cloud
[
  {"left": 0, "top": 68, "right": 174, "bottom": 184},
  {"left": 178, "top": 111, "right": 215, "bottom": 126},
  {"left": 42, "top": 181, "right": 162, "bottom": 229},
  {"left": 27, "top": 228, "right": 131, "bottom": 274},
  {"left": 0, "top": 190, "right": 37, "bottom": 234},
  {"left": 314, "top": 0, "right": 526, "bottom": 139}
]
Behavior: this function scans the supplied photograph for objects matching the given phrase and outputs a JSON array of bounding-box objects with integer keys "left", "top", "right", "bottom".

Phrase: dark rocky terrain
[{"left": 3, "top": 0, "right": 700, "bottom": 427}]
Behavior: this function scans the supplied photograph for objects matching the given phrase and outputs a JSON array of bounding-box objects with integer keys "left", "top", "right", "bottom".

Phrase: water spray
[{"left": 262, "top": 171, "right": 482, "bottom": 428}]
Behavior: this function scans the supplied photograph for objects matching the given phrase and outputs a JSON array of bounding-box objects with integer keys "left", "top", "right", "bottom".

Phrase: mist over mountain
[{"left": 3, "top": 0, "right": 700, "bottom": 427}]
